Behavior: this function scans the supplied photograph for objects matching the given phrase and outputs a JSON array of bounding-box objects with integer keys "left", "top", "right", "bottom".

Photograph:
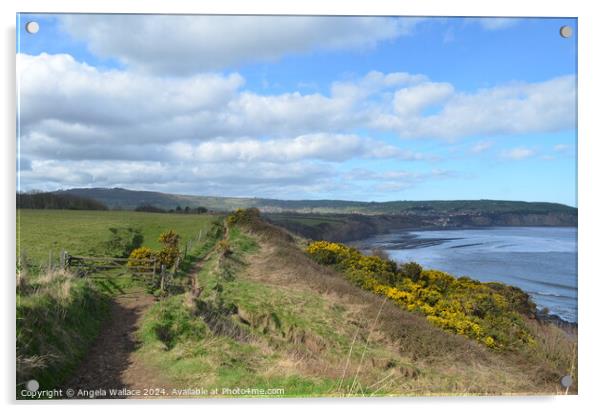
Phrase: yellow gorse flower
[{"left": 306, "top": 241, "right": 535, "bottom": 350}]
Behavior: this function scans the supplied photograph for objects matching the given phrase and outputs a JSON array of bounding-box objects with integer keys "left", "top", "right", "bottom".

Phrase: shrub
[
  {"left": 226, "top": 208, "right": 261, "bottom": 226},
  {"left": 104, "top": 227, "right": 144, "bottom": 257},
  {"left": 400, "top": 262, "right": 423, "bottom": 282},
  {"left": 158, "top": 230, "right": 181, "bottom": 267},
  {"left": 128, "top": 247, "right": 157, "bottom": 272},
  {"left": 305, "top": 240, "right": 535, "bottom": 350}
]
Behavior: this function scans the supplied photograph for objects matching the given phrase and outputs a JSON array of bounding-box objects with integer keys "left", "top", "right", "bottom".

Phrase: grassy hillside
[
  {"left": 135, "top": 210, "right": 577, "bottom": 396},
  {"left": 16, "top": 209, "right": 222, "bottom": 395},
  {"left": 17, "top": 270, "right": 110, "bottom": 392},
  {"left": 17, "top": 209, "right": 221, "bottom": 266},
  {"left": 54, "top": 187, "right": 577, "bottom": 215},
  {"left": 16, "top": 208, "right": 576, "bottom": 396}
]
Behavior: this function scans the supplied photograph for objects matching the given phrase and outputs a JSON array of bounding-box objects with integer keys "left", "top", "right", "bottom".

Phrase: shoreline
[
  {"left": 535, "top": 309, "right": 578, "bottom": 329},
  {"left": 348, "top": 227, "right": 577, "bottom": 326}
]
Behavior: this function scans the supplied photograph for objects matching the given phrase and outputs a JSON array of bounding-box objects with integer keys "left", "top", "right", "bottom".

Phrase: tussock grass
[{"left": 16, "top": 269, "right": 109, "bottom": 392}]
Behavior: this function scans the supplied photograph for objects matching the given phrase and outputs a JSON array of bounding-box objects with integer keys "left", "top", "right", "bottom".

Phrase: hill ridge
[{"left": 50, "top": 187, "right": 577, "bottom": 215}]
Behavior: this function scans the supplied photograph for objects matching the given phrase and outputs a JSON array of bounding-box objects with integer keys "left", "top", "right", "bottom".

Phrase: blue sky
[{"left": 16, "top": 15, "right": 577, "bottom": 206}]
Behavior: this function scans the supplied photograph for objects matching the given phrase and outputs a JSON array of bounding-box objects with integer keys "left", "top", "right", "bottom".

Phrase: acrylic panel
[{"left": 16, "top": 14, "right": 578, "bottom": 399}]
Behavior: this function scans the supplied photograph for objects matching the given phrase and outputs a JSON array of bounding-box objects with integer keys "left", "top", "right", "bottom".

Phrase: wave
[
  {"left": 510, "top": 275, "right": 577, "bottom": 292},
  {"left": 528, "top": 290, "right": 576, "bottom": 302},
  {"left": 448, "top": 243, "right": 484, "bottom": 249}
]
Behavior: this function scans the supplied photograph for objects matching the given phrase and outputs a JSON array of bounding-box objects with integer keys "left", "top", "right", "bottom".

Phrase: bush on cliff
[{"left": 306, "top": 240, "right": 537, "bottom": 350}]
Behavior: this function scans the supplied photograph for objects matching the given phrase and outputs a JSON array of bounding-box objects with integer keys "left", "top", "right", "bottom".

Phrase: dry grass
[
  {"left": 236, "top": 219, "right": 575, "bottom": 395},
  {"left": 135, "top": 216, "right": 576, "bottom": 396},
  {"left": 16, "top": 268, "right": 109, "bottom": 392}
]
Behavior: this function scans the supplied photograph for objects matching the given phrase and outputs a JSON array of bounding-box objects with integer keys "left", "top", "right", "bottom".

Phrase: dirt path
[
  {"left": 63, "top": 227, "right": 227, "bottom": 399},
  {"left": 63, "top": 288, "right": 177, "bottom": 399}
]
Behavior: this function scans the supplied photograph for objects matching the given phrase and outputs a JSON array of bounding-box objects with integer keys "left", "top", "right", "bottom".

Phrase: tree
[{"left": 135, "top": 203, "right": 166, "bottom": 213}]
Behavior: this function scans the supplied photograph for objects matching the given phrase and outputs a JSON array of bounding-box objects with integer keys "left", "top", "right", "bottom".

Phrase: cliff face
[
  {"left": 451, "top": 212, "right": 577, "bottom": 227},
  {"left": 267, "top": 212, "right": 577, "bottom": 243}
]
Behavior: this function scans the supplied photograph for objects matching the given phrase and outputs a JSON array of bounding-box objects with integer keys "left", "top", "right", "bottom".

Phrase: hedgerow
[{"left": 306, "top": 241, "right": 536, "bottom": 350}]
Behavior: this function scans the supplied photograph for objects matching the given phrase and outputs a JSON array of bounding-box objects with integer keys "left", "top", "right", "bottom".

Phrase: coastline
[
  {"left": 349, "top": 227, "right": 578, "bottom": 326},
  {"left": 535, "top": 309, "right": 578, "bottom": 328}
]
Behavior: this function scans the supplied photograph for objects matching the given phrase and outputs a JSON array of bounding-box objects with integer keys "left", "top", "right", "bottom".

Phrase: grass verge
[{"left": 17, "top": 269, "right": 110, "bottom": 394}]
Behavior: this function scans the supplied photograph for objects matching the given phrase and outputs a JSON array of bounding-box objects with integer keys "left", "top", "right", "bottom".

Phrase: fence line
[{"left": 56, "top": 229, "right": 210, "bottom": 290}]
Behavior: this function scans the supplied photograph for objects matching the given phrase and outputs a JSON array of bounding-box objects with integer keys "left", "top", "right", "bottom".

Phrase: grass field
[
  {"left": 17, "top": 209, "right": 222, "bottom": 266},
  {"left": 16, "top": 209, "right": 224, "bottom": 395}
]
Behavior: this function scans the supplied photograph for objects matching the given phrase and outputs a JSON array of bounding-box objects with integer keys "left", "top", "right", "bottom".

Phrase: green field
[{"left": 17, "top": 209, "right": 222, "bottom": 265}]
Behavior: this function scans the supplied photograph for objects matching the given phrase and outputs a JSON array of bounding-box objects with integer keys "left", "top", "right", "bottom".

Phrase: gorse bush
[
  {"left": 226, "top": 208, "right": 261, "bottom": 226},
  {"left": 306, "top": 241, "right": 537, "bottom": 350},
  {"left": 127, "top": 230, "right": 183, "bottom": 272},
  {"left": 158, "top": 230, "right": 180, "bottom": 268},
  {"left": 128, "top": 247, "right": 156, "bottom": 272}
]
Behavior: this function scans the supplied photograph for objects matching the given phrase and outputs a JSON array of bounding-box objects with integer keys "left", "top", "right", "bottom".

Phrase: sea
[{"left": 351, "top": 227, "right": 577, "bottom": 323}]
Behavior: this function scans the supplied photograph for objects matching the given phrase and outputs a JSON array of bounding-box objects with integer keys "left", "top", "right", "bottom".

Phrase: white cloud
[
  {"left": 501, "top": 147, "right": 536, "bottom": 160},
  {"left": 375, "top": 75, "right": 576, "bottom": 140},
  {"left": 19, "top": 53, "right": 576, "bottom": 147},
  {"left": 17, "top": 52, "right": 576, "bottom": 196},
  {"left": 470, "top": 140, "right": 494, "bottom": 153},
  {"left": 393, "top": 82, "right": 454, "bottom": 116},
  {"left": 19, "top": 158, "right": 337, "bottom": 198},
  {"left": 167, "top": 134, "right": 424, "bottom": 163},
  {"left": 471, "top": 18, "right": 521, "bottom": 31},
  {"left": 344, "top": 168, "right": 452, "bottom": 181},
  {"left": 554, "top": 144, "right": 571, "bottom": 152},
  {"left": 59, "top": 15, "right": 422, "bottom": 75},
  {"left": 342, "top": 168, "right": 455, "bottom": 193},
  {"left": 17, "top": 53, "right": 244, "bottom": 134}
]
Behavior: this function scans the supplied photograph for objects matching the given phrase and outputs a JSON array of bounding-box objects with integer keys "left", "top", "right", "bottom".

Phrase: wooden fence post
[
  {"left": 172, "top": 256, "right": 180, "bottom": 278},
  {"left": 60, "top": 250, "right": 66, "bottom": 270},
  {"left": 160, "top": 264, "right": 166, "bottom": 291}
]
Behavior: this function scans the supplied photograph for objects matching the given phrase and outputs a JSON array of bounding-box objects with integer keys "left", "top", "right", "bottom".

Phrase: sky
[{"left": 16, "top": 14, "right": 577, "bottom": 206}]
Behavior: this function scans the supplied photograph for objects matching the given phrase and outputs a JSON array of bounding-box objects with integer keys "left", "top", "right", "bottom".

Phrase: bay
[{"left": 351, "top": 227, "right": 577, "bottom": 322}]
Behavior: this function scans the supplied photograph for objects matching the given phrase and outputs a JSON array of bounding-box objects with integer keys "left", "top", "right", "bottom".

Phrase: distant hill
[{"left": 53, "top": 187, "right": 577, "bottom": 216}]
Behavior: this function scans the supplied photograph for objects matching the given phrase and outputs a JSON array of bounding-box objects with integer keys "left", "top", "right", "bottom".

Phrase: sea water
[{"left": 352, "top": 227, "right": 577, "bottom": 323}]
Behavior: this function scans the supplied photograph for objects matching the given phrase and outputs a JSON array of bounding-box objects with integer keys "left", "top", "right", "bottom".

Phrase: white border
[{"left": 2, "top": 1, "right": 601, "bottom": 412}]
